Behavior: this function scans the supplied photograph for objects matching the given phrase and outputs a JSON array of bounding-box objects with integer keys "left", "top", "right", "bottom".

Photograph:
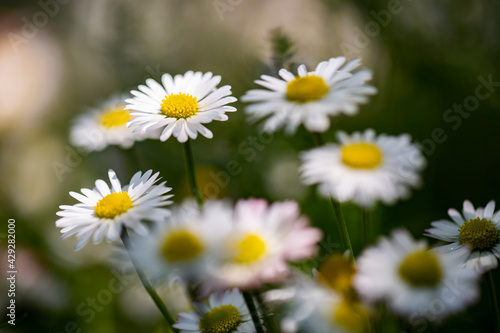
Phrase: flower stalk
[
  {"left": 242, "top": 291, "right": 265, "bottom": 333},
  {"left": 183, "top": 140, "right": 203, "bottom": 207},
  {"left": 120, "top": 228, "right": 179, "bottom": 332},
  {"left": 330, "top": 198, "right": 355, "bottom": 262}
]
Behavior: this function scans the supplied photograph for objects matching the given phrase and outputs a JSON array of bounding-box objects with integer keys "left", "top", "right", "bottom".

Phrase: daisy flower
[
  {"left": 354, "top": 229, "right": 480, "bottom": 321},
  {"left": 128, "top": 200, "right": 232, "bottom": 282},
  {"left": 281, "top": 280, "right": 372, "bottom": 333},
  {"left": 125, "top": 71, "right": 237, "bottom": 143},
  {"left": 174, "top": 289, "right": 256, "bottom": 333},
  {"left": 70, "top": 94, "right": 155, "bottom": 151},
  {"left": 300, "top": 129, "right": 426, "bottom": 208},
  {"left": 425, "top": 200, "right": 500, "bottom": 273},
  {"left": 211, "top": 199, "right": 322, "bottom": 290},
  {"left": 241, "top": 57, "right": 377, "bottom": 134},
  {"left": 56, "top": 169, "right": 173, "bottom": 250}
]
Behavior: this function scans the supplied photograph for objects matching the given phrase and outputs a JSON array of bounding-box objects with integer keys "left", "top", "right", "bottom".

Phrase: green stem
[
  {"left": 487, "top": 271, "right": 500, "bottom": 333},
  {"left": 362, "top": 208, "right": 371, "bottom": 246},
  {"left": 312, "top": 132, "right": 325, "bottom": 146},
  {"left": 182, "top": 140, "right": 203, "bottom": 207},
  {"left": 120, "top": 229, "right": 179, "bottom": 332},
  {"left": 242, "top": 291, "right": 265, "bottom": 333},
  {"left": 330, "top": 198, "right": 354, "bottom": 262},
  {"left": 255, "top": 292, "right": 279, "bottom": 333}
]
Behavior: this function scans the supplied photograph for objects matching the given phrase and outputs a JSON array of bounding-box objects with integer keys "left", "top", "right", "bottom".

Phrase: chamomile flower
[
  {"left": 129, "top": 200, "right": 231, "bottom": 282},
  {"left": 212, "top": 199, "right": 322, "bottom": 289},
  {"left": 70, "top": 94, "right": 154, "bottom": 151},
  {"left": 56, "top": 169, "right": 173, "bottom": 250},
  {"left": 425, "top": 200, "right": 500, "bottom": 273},
  {"left": 300, "top": 129, "right": 426, "bottom": 208},
  {"left": 241, "top": 57, "right": 377, "bottom": 134},
  {"left": 354, "top": 229, "right": 480, "bottom": 321},
  {"left": 126, "top": 71, "right": 237, "bottom": 143},
  {"left": 174, "top": 289, "right": 256, "bottom": 333}
]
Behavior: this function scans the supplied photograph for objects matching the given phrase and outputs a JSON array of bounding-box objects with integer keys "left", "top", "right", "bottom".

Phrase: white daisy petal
[
  {"left": 126, "top": 71, "right": 236, "bottom": 143},
  {"left": 174, "top": 289, "right": 257, "bottom": 333},
  {"left": 427, "top": 200, "right": 500, "bottom": 273},
  {"left": 355, "top": 229, "right": 480, "bottom": 321},
  {"left": 69, "top": 93, "right": 157, "bottom": 152},
  {"left": 300, "top": 129, "right": 425, "bottom": 208},
  {"left": 448, "top": 208, "right": 465, "bottom": 225},
  {"left": 242, "top": 57, "right": 376, "bottom": 135},
  {"left": 56, "top": 169, "right": 172, "bottom": 250}
]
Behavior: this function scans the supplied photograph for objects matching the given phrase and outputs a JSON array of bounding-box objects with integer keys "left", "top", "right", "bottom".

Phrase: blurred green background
[{"left": 0, "top": 0, "right": 499, "bottom": 332}]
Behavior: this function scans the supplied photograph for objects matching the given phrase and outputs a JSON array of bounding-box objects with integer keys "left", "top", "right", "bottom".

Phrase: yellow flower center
[
  {"left": 286, "top": 75, "right": 329, "bottom": 103},
  {"left": 333, "top": 300, "right": 371, "bottom": 333},
  {"left": 198, "top": 304, "right": 241, "bottom": 333},
  {"left": 234, "top": 234, "right": 266, "bottom": 263},
  {"left": 94, "top": 192, "right": 133, "bottom": 219},
  {"left": 100, "top": 107, "right": 130, "bottom": 128},
  {"left": 341, "top": 143, "right": 382, "bottom": 169},
  {"left": 318, "top": 254, "right": 356, "bottom": 294},
  {"left": 398, "top": 250, "right": 442, "bottom": 287},
  {"left": 459, "top": 217, "right": 499, "bottom": 251},
  {"left": 161, "top": 230, "right": 204, "bottom": 262},
  {"left": 160, "top": 93, "right": 198, "bottom": 119}
]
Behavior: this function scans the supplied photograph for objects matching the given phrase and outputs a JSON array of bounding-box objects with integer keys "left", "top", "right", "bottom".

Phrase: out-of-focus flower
[
  {"left": 281, "top": 280, "right": 372, "bottom": 333},
  {"left": 129, "top": 200, "right": 231, "bottom": 283},
  {"left": 425, "top": 200, "right": 500, "bottom": 273},
  {"left": 70, "top": 94, "right": 157, "bottom": 151},
  {"left": 212, "top": 199, "right": 322, "bottom": 290},
  {"left": 242, "top": 57, "right": 376, "bottom": 134},
  {"left": 0, "top": 15, "right": 62, "bottom": 133},
  {"left": 317, "top": 253, "right": 357, "bottom": 297},
  {"left": 354, "top": 229, "right": 480, "bottom": 321},
  {"left": 56, "top": 169, "right": 173, "bottom": 249},
  {"left": 126, "top": 71, "right": 237, "bottom": 143},
  {"left": 300, "top": 129, "right": 426, "bottom": 208},
  {"left": 174, "top": 289, "right": 256, "bottom": 333}
]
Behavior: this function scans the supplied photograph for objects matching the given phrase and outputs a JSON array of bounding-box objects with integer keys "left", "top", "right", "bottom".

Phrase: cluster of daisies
[{"left": 59, "top": 56, "right": 500, "bottom": 333}]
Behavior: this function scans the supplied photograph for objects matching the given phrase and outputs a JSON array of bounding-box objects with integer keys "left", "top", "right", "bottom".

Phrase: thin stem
[
  {"left": 182, "top": 140, "right": 203, "bottom": 207},
  {"left": 242, "top": 291, "right": 265, "bottom": 333},
  {"left": 255, "top": 292, "right": 279, "bottom": 333},
  {"left": 487, "top": 271, "right": 500, "bottom": 333},
  {"left": 120, "top": 229, "right": 179, "bottom": 332},
  {"left": 330, "top": 198, "right": 354, "bottom": 262},
  {"left": 312, "top": 132, "right": 325, "bottom": 146},
  {"left": 362, "top": 208, "right": 371, "bottom": 246}
]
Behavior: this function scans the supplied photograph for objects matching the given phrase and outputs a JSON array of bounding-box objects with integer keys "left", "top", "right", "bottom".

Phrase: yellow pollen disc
[
  {"left": 160, "top": 93, "right": 198, "bottom": 119},
  {"left": 398, "top": 250, "right": 442, "bottom": 287},
  {"left": 333, "top": 300, "right": 372, "bottom": 333},
  {"left": 234, "top": 234, "right": 266, "bottom": 264},
  {"left": 94, "top": 192, "right": 132, "bottom": 219},
  {"left": 286, "top": 75, "right": 329, "bottom": 103},
  {"left": 100, "top": 107, "right": 130, "bottom": 128},
  {"left": 199, "top": 304, "right": 241, "bottom": 333},
  {"left": 459, "top": 217, "right": 499, "bottom": 251},
  {"left": 318, "top": 254, "right": 356, "bottom": 294},
  {"left": 161, "top": 230, "right": 204, "bottom": 262},
  {"left": 341, "top": 143, "right": 383, "bottom": 169}
]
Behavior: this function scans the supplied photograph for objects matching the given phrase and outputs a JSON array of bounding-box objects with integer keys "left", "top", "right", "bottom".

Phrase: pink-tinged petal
[
  {"left": 284, "top": 219, "right": 322, "bottom": 261},
  {"left": 234, "top": 198, "right": 269, "bottom": 222}
]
